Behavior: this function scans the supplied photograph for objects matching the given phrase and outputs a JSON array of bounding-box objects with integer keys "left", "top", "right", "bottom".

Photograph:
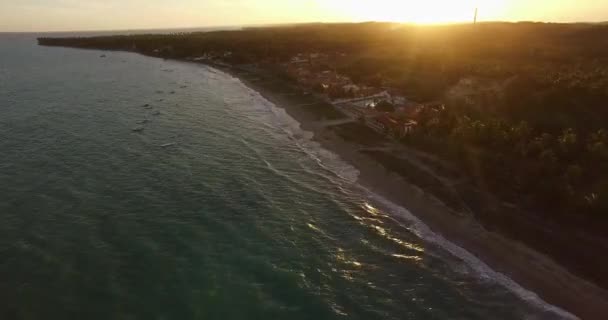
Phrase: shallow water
[{"left": 0, "top": 34, "right": 570, "bottom": 319}]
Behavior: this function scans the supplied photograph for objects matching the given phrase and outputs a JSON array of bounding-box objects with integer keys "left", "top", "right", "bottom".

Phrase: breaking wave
[{"left": 229, "top": 71, "right": 578, "bottom": 320}]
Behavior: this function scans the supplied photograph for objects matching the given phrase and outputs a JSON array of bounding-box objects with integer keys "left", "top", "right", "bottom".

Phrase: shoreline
[
  {"left": 37, "top": 43, "right": 608, "bottom": 319},
  {"left": 212, "top": 63, "right": 608, "bottom": 319}
]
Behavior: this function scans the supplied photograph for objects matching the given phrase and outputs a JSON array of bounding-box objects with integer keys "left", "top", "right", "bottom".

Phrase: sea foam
[{"left": 226, "top": 69, "right": 578, "bottom": 320}]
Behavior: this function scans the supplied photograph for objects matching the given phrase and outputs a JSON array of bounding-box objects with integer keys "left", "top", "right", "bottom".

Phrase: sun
[{"left": 318, "top": 0, "right": 507, "bottom": 24}]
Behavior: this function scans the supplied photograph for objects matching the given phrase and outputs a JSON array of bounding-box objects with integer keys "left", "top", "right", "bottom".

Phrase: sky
[{"left": 1, "top": 0, "right": 607, "bottom": 32}]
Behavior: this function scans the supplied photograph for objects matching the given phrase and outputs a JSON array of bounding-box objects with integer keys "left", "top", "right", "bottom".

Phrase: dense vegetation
[{"left": 40, "top": 22, "right": 608, "bottom": 221}]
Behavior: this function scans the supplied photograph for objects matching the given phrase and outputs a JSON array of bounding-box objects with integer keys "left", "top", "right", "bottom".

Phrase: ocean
[{"left": 0, "top": 34, "right": 572, "bottom": 319}]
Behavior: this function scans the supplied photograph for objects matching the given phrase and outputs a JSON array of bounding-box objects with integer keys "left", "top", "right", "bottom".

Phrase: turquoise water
[{"left": 0, "top": 34, "right": 567, "bottom": 319}]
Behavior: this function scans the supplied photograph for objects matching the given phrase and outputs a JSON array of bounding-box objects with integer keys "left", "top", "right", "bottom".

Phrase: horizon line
[{"left": 2, "top": 19, "right": 607, "bottom": 34}]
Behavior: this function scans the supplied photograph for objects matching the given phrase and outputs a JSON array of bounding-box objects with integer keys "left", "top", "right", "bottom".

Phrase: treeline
[
  {"left": 39, "top": 22, "right": 608, "bottom": 219},
  {"left": 404, "top": 61, "right": 608, "bottom": 219},
  {"left": 410, "top": 104, "right": 608, "bottom": 218}
]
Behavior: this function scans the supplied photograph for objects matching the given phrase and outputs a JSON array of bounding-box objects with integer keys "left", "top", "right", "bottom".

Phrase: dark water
[{"left": 0, "top": 34, "right": 572, "bottom": 320}]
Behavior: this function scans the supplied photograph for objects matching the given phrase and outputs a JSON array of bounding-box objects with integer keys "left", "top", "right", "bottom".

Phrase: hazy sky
[{"left": 1, "top": 0, "right": 607, "bottom": 32}]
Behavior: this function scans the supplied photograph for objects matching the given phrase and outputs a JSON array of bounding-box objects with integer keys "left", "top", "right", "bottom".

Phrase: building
[{"left": 366, "top": 114, "right": 417, "bottom": 139}]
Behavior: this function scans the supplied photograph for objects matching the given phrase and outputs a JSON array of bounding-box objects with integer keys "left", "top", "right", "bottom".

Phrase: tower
[{"left": 474, "top": 7, "right": 478, "bottom": 24}]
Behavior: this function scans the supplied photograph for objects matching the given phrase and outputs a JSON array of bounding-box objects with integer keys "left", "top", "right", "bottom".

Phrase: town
[{"left": 188, "top": 50, "right": 439, "bottom": 141}]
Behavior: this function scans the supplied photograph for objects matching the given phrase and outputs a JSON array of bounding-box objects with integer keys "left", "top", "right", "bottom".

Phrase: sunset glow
[
  {"left": 0, "top": 0, "right": 606, "bottom": 32},
  {"left": 319, "top": 0, "right": 507, "bottom": 24}
]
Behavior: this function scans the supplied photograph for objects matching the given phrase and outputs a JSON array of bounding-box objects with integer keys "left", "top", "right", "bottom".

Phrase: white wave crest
[
  {"left": 243, "top": 87, "right": 360, "bottom": 184},
  {"left": 228, "top": 71, "right": 578, "bottom": 320},
  {"left": 365, "top": 191, "right": 579, "bottom": 320}
]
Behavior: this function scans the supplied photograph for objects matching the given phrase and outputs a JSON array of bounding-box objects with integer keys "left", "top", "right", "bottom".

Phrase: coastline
[
  {"left": 35, "top": 41, "right": 608, "bottom": 318},
  {"left": 212, "top": 63, "right": 608, "bottom": 319}
]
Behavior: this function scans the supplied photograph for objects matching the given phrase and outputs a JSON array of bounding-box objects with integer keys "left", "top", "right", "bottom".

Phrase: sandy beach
[
  {"left": 215, "top": 63, "right": 608, "bottom": 320},
  {"left": 29, "top": 38, "right": 608, "bottom": 316}
]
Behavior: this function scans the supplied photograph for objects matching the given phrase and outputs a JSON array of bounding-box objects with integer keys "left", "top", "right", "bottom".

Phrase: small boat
[
  {"left": 132, "top": 127, "right": 144, "bottom": 132},
  {"left": 136, "top": 119, "right": 149, "bottom": 124},
  {"left": 152, "top": 111, "right": 161, "bottom": 116},
  {"left": 160, "top": 143, "right": 177, "bottom": 148},
  {"left": 100, "top": 54, "right": 106, "bottom": 58}
]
